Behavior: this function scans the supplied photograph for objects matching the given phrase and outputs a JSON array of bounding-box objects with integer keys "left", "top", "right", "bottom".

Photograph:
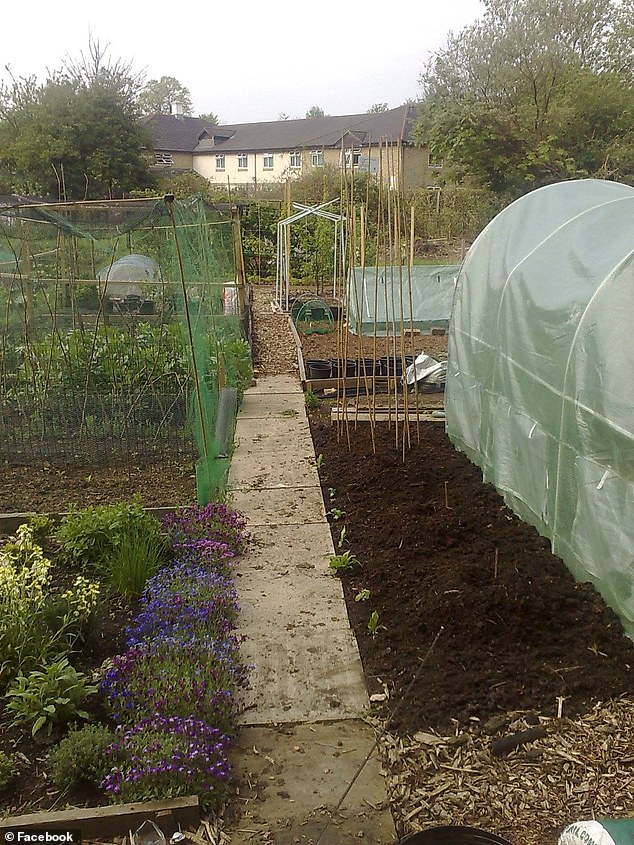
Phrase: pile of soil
[{"left": 309, "top": 405, "right": 634, "bottom": 735}]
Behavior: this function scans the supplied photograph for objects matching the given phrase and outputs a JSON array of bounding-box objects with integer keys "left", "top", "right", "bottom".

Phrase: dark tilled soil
[
  {"left": 309, "top": 404, "right": 634, "bottom": 735},
  {"left": 0, "top": 461, "right": 197, "bottom": 514}
]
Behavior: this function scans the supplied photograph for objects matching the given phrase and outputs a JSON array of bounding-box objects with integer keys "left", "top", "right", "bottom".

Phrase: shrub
[
  {"left": 6, "top": 658, "right": 98, "bottom": 736},
  {"left": 103, "top": 715, "right": 231, "bottom": 811},
  {"left": 56, "top": 498, "right": 162, "bottom": 570},
  {"left": 49, "top": 724, "right": 116, "bottom": 788},
  {"left": 0, "top": 751, "right": 18, "bottom": 793}
]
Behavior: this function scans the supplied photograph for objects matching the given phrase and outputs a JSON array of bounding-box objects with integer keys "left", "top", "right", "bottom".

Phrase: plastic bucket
[{"left": 399, "top": 826, "right": 512, "bottom": 845}]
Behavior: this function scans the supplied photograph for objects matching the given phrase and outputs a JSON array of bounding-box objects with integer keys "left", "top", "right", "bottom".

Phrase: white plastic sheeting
[
  {"left": 445, "top": 179, "right": 634, "bottom": 638},
  {"left": 346, "top": 264, "right": 460, "bottom": 336}
]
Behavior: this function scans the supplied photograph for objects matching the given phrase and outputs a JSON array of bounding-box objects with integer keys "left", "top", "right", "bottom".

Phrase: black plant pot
[
  {"left": 399, "top": 826, "right": 513, "bottom": 845},
  {"left": 330, "top": 359, "right": 357, "bottom": 378},
  {"left": 306, "top": 360, "right": 331, "bottom": 379}
]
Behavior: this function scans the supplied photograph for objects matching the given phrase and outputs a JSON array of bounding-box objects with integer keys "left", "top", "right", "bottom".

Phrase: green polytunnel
[{"left": 445, "top": 178, "right": 634, "bottom": 638}]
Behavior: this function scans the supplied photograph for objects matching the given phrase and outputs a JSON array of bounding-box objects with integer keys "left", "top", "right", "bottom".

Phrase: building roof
[
  {"left": 144, "top": 105, "right": 418, "bottom": 155},
  {"left": 141, "top": 114, "right": 217, "bottom": 152}
]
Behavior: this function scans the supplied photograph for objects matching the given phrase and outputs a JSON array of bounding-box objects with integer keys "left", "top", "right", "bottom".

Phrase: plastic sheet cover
[
  {"left": 346, "top": 264, "right": 460, "bottom": 335},
  {"left": 445, "top": 179, "right": 634, "bottom": 638}
]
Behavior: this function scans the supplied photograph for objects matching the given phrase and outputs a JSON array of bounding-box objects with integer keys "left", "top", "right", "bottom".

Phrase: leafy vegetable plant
[
  {"left": 367, "top": 611, "right": 387, "bottom": 637},
  {"left": 6, "top": 658, "right": 97, "bottom": 736},
  {"left": 328, "top": 550, "right": 359, "bottom": 574}
]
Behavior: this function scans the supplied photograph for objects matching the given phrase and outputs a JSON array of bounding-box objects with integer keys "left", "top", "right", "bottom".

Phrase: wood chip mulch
[{"left": 380, "top": 697, "right": 634, "bottom": 845}]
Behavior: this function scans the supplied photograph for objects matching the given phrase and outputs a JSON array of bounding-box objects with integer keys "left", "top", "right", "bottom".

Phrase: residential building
[{"left": 143, "top": 104, "right": 438, "bottom": 192}]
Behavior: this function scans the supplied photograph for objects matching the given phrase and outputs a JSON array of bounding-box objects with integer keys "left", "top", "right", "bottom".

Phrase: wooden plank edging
[{"left": 0, "top": 795, "right": 200, "bottom": 839}]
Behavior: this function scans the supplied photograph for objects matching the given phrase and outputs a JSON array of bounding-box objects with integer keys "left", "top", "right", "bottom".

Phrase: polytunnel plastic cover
[
  {"left": 445, "top": 179, "right": 634, "bottom": 638},
  {"left": 347, "top": 264, "right": 460, "bottom": 335}
]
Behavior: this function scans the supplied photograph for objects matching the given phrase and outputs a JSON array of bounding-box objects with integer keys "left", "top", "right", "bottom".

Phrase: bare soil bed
[
  {"left": 309, "top": 404, "right": 634, "bottom": 735},
  {"left": 0, "top": 461, "right": 197, "bottom": 515}
]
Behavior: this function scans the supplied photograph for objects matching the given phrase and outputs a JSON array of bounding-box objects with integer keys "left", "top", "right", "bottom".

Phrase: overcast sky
[{"left": 2, "top": 0, "right": 483, "bottom": 125}]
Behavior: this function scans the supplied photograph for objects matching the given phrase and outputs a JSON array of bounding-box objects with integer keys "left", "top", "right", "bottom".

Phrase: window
[
  {"left": 263, "top": 153, "right": 274, "bottom": 170},
  {"left": 154, "top": 152, "right": 173, "bottom": 166},
  {"left": 289, "top": 150, "right": 301, "bottom": 169},
  {"left": 311, "top": 150, "right": 324, "bottom": 167},
  {"left": 344, "top": 149, "right": 361, "bottom": 168},
  {"left": 215, "top": 154, "right": 225, "bottom": 171},
  {"left": 238, "top": 154, "right": 248, "bottom": 170},
  {"left": 428, "top": 152, "right": 444, "bottom": 169}
]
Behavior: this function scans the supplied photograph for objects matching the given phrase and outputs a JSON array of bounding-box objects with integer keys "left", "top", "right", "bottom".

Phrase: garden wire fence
[{"left": 0, "top": 195, "right": 251, "bottom": 502}]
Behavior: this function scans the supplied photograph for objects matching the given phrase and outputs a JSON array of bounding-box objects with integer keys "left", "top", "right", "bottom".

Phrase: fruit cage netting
[{"left": 0, "top": 195, "right": 251, "bottom": 503}]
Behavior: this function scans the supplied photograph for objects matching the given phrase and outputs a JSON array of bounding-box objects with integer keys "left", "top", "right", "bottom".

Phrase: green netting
[
  {"left": 445, "top": 178, "right": 634, "bottom": 638},
  {"left": 346, "top": 264, "right": 460, "bottom": 335},
  {"left": 0, "top": 195, "right": 251, "bottom": 504}
]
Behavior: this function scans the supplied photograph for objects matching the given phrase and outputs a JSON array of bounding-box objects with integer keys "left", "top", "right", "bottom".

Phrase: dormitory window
[
  {"left": 289, "top": 151, "right": 301, "bottom": 169},
  {"left": 238, "top": 154, "right": 248, "bottom": 169},
  {"left": 311, "top": 150, "right": 324, "bottom": 166},
  {"left": 263, "top": 153, "right": 274, "bottom": 170},
  {"left": 215, "top": 155, "right": 225, "bottom": 171}
]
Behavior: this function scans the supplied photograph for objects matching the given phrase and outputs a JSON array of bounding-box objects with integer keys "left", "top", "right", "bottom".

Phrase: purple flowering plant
[
  {"left": 102, "top": 714, "right": 231, "bottom": 811},
  {"left": 102, "top": 634, "right": 244, "bottom": 735},
  {"left": 101, "top": 502, "right": 248, "bottom": 806},
  {"left": 162, "top": 503, "right": 249, "bottom": 555},
  {"left": 125, "top": 559, "right": 240, "bottom": 646}
]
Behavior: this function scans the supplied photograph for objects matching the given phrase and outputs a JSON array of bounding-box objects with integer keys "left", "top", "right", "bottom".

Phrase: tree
[
  {"left": 138, "top": 76, "right": 193, "bottom": 115},
  {"left": 0, "top": 44, "right": 156, "bottom": 200},
  {"left": 305, "top": 105, "right": 325, "bottom": 118},
  {"left": 367, "top": 103, "right": 389, "bottom": 113},
  {"left": 198, "top": 111, "right": 220, "bottom": 125},
  {"left": 416, "top": 0, "right": 634, "bottom": 196}
]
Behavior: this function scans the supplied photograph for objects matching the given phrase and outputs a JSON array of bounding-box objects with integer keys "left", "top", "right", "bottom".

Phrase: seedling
[
  {"left": 316, "top": 454, "right": 324, "bottom": 469},
  {"left": 328, "top": 487, "right": 336, "bottom": 500},
  {"left": 328, "top": 550, "right": 359, "bottom": 574},
  {"left": 327, "top": 507, "right": 346, "bottom": 521},
  {"left": 338, "top": 525, "right": 348, "bottom": 548},
  {"left": 367, "top": 610, "right": 387, "bottom": 637},
  {"left": 304, "top": 389, "right": 318, "bottom": 410},
  {"left": 355, "top": 589, "right": 370, "bottom": 602}
]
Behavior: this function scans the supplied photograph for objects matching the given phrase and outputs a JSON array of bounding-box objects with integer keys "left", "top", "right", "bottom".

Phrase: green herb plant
[
  {"left": 327, "top": 508, "right": 346, "bottom": 521},
  {"left": 107, "top": 530, "right": 166, "bottom": 598},
  {"left": 49, "top": 724, "right": 117, "bottom": 788},
  {"left": 0, "top": 525, "right": 100, "bottom": 688},
  {"left": 6, "top": 658, "right": 97, "bottom": 736},
  {"left": 0, "top": 751, "right": 18, "bottom": 793},
  {"left": 355, "top": 589, "right": 371, "bottom": 602},
  {"left": 316, "top": 454, "right": 324, "bottom": 469},
  {"left": 304, "top": 388, "right": 318, "bottom": 410},
  {"left": 328, "top": 487, "right": 336, "bottom": 500},
  {"left": 56, "top": 498, "right": 162, "bottom": 570}
]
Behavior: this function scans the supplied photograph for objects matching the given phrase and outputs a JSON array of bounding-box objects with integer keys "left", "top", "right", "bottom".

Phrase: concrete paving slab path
[{"left": 226, "top": 376, "right": 396, "bottom": 843}]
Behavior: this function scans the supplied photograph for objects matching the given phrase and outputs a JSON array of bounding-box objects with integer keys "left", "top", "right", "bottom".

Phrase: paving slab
[
  {"left": 228, "top": 721, "right": 396, "bottom": 844},
  {"left": 238, "top": 626, "right": 368, "bottom": 725},
  {"left": 239, "top": 391, "right": 306, "bottom": 419},
  {"left": 235, "top": 416, "right": 315, "bottom": 456},
  {"left": 229, "top": 486, "right": 328, "bottom": 526},
  {"left": 230, "top": 446, "right": 319, "bottom": 489},
  {"left": 248, "top": 374, "right": 301, "bottom": 394}
]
